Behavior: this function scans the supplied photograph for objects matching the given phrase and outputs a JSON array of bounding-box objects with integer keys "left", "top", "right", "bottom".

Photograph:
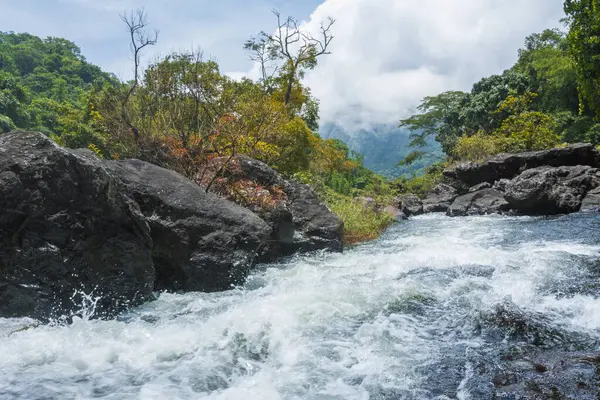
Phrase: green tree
[
  {"left": 564, "top": 0, "right": 600, "bottom": 116},
  {"left": 514, "top": 29, "right": 579, "bottom": 113},
  {"left": 494, "top": 111, "right": 560, "bottom": 152},
  {"left": 399, "top": 90, "right": 468, "bottom": 154}
]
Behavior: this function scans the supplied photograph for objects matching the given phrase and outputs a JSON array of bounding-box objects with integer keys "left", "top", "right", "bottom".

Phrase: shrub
[
  {"left": 0, "top": 115, "right": 15, "bottom": 133},
  {"left": 324, "top": 190, "right": 394, "bottom": 245},
  {"left": 453, "top": 131, "right": 500, "bottom": 162},
  {"left": 393, "top": 162, "right": 445, "bottom": 198},
  {"left": 493, "top": 111, "right": 560, "bottom": 152}
]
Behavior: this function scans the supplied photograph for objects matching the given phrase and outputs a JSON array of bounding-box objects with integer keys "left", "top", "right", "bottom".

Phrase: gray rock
[
  {"left": 505, "top": 165, "right": 600, "bottom": 215},
  {"left": 394, "top": 194, "right": 423, "bottom": 216},
  {"left": 444, "top": 143, "right": 600, "bottom": 186},
  {"left": 109, "top": 159, "right": 271, "bottom": 293},
  {"left": 422, "top": 184, "right": 458, "bottom": 213},
  {"left": 447, "top": 189, "right": 510, "bottom": 217},
  {"left": 468, "top": 182, "right": 492, "bottom": 192},
  {"left": 492, "top": 178, "right": 511, "bottom": 192},
  {"left": 0, "top": 132, "right": 155, "bottom": 320},
  {"left": 197, "top": 155, "right": 343, "bottom": 260},
  {"left": 581, "top": 186, "right": 600, "bottom": 211},
  {"left": 470, "top": 300, "right": 600, "bottom": 400},
  {"left": 383, "top": 205, "right": 407, "bottom": 221}
]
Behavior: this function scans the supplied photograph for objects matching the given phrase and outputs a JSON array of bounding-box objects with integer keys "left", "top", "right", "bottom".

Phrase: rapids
[{"left": 1, "top": 213, "right": 599, "bottom": 399}]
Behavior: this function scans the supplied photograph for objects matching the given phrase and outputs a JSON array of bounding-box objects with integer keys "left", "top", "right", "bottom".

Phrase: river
[{"left": 1, "top": 213, "right": 599, "bottom": 399}]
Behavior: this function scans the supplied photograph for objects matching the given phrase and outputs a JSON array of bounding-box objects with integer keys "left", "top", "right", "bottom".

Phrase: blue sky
[
  {"left": 0, "top": 0, "right": 322, "bottom": 79},
  {"left": 1, "top": 0, "right": 566, "bottom": 128}
]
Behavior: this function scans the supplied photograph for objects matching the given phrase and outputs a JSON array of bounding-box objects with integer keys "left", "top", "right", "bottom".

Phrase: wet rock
[
  {"left": 462, "top": 299, "right": 600, "bottom": 399},
  {"left": 505, "top": 165, "right": 600, "bottom": 215},
  {"left": 581, "top": 186, "right": 600, "bottom": 211},
  {"left": 196, "top": 155, "right": 343, "bottom": 260},
  {"left": 444, "top": 143, "right": 600, "bottom": 186},
  {"left": 394, "top": 194, "right": 424, "bottom": 217},
  {"left": 108, "top": 159, "right": 271, "bottom": 293},
  {"left": 422, "top": 184, "right": 459, "bottom": 213},
  {"left": 447, "top": 188, "right": 510, "bottom": 217},
  {"left": 468, "top": 349, "right": 600, "bottom": 400},
  {"left": 0, "top": 132, "right": 155, "bottom": 320},
  {"left": 478, "top": 299, "right": 596, "bottom": 349},
  {"left": 458, "top": 264, "right": 496, "bottom": 278}
]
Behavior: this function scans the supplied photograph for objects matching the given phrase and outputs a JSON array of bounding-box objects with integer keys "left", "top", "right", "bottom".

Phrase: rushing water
[{"left": 1, "top": 213, "right": 600, "bottom": 399}]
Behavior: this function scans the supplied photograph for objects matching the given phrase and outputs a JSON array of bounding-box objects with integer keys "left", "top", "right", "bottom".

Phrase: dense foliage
[
  {"left": 398, "top": 3, "right": 600, "bottom": 192},
  {"left": 0, "top": 32, "right": 116, "bottom": 143},
  {"left": 400, "top": 23, "right": 600, "bottom": 165},
  {"left": 0, "top": 18, "right": 395, "bottom": 243}
]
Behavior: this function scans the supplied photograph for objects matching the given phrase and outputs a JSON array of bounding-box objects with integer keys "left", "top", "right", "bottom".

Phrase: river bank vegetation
[
  {"left": 399, "top": 1, "right": 600, "bottom": 196},
  {"left": 0, "top": 11, "right": 394, "bottom": 243},
  {"left": 1, "top": 1, "right": 599, "bottom": 243}
]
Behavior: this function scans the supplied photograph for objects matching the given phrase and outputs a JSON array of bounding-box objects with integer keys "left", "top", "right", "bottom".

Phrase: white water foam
[{"left": 1, "top": 213, "right": 599, "bottom": 399}]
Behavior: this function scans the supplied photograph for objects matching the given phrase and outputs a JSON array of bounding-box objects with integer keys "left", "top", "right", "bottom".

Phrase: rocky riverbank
[
  {"left": 0, "top": 131, "right": 343, "bottom": 320},
  {"left": 396, "top": 143, "right": 600, "bottom": 218}
]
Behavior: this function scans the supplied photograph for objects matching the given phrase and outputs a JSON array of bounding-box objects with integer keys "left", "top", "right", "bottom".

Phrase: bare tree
[
  {"left": 244, "top": 34, "right": 278, "bottom": 91},
  {"left": 246, "top": 10, "right": 335, "bottom": 105},
  {"left": 120, "top": 8, "right": 158, "bottom": 143}
]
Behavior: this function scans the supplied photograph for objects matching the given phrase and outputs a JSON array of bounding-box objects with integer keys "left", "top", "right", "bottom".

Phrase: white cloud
[
  {"left": 2, "top": 0, "right": 566, "bottom": 131},
  {"left": 298, "top": 0, "right": 565, "bottom": 129}
]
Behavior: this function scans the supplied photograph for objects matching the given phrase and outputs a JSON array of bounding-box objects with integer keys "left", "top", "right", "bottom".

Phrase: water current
[{"left": 1, "top": 213, "right": 599, "bottom": 399}]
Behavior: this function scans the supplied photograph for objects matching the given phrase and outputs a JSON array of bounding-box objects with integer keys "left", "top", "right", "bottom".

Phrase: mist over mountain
[{"left": 319, "top": 122, "right": 442, "bottom": 178}]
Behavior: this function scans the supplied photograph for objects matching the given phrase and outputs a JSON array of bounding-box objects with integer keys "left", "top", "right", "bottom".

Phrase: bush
[
  {"left": 493, "top": 111, "right": 560, "bottom": 152},
  {"left": 324, "top": 190, "right": 394, "bottom": 245},
  {"left": 0, "top": 115, "right": 15, "bottom": 133},
  {"left": 393, "top": 162, "right": 445, "bottom": 198},
  {"left": 585, "top": 123, "right": 600, "bottom": 145},
  {"left": 453, "top": 131, "right": 500, "bottom": 162}
]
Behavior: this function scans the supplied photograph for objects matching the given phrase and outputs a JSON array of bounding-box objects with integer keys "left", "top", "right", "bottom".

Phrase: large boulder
[
  {"left": 108, "top": 159, "right": 271, "bottom": 292},
  {"left": 0, "top": 132, "right": 155, "bottom": 320},
  {"left": 444, "top": 144, "right": 600, "bottom": 186},
  {"left": 446, "top": 189, "right": 510, "bottom": 217},
  {"left": 394, "top": 194, "right": 423, "bottom": 217},
  {"left": 196, "top": 156, "right": 343, "bottom": 260},
  {"left": 505, "top": 165, "right": 600, "bottom": 215},
  {"left": 422, "top": 184, "right": 459, "bottom": 213}
]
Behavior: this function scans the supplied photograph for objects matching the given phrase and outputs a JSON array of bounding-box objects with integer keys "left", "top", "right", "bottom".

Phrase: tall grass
[{"left": 325, "top": 191, "right": 395, "bottom": 245}]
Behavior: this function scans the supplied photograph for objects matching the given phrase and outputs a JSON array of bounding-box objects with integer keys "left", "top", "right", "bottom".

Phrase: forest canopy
[
  {"left": 400, "top": 1, "right": 600, "bottom": 165},
  {"left": 0, "top": 11, "right": 396, "bottom": 243}
]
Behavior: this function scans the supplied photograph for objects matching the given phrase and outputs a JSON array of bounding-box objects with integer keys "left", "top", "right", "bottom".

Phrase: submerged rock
[
  {"left": 422, "top": 184, "right": 458, "bottom": 213},
  {"left": 0, "top": 132, "right": 155, "bottom": 320},
  {"left": 466, "top": 300, "right": 600, "bottom": 400},
  {"left": 505, "top": 165, "right": 600, "bottom": 215},
  {"left": 108, "top": 159, "right": 271, "bottom": 293},
  {"left": 447, "top": 188, "right": 510, "bottom": 217}
]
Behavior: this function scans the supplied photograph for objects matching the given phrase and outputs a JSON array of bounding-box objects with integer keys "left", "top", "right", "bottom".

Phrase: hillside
[
  {"left": 0, "top": 31, "right": 117, "bottom": 144},
  {"left": 319, "top": 122, "right": 442, "bottom": 178}
]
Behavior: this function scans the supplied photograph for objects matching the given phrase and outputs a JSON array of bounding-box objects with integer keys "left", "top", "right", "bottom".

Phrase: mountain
[{"left": 319, "top": 122, "right": 442, "bottom": 178}]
